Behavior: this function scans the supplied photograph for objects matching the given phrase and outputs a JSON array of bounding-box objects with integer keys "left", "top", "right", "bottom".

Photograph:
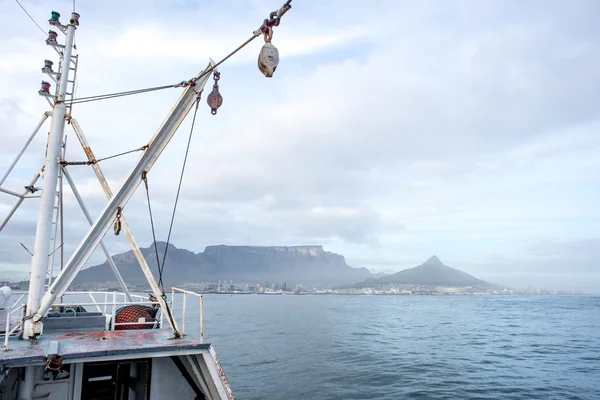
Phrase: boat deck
[{"left": 1, "top": 329, "right": 210, "bottom": 368}]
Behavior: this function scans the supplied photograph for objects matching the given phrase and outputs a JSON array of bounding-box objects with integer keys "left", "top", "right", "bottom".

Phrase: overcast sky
[{"left": 0, "top": 0, "right": 599, "bottom": 293}]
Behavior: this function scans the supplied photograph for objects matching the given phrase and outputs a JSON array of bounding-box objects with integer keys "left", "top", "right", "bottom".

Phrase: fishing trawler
[{"left": 0, "top": 2, "right": 292, "bottom": 399}]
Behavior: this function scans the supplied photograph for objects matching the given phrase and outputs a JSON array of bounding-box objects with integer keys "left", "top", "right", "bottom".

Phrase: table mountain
[{"left": 72, "top": 242, "right": 373, "bottom": 288}]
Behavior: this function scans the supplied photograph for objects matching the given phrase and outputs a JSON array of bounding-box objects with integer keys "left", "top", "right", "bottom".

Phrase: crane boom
[{"left": 29, "top": 62, "right": 216, "bottom": 334}]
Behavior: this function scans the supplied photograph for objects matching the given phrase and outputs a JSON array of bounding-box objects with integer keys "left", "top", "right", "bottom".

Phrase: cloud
[{"left": 1, "top": 0, "right": 599, "bottom": 292}]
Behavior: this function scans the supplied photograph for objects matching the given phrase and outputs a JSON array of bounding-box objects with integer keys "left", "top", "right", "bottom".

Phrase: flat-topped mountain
[
  {"left": 350, "top": 256, "right": 487, "bottom": 288},
  {"left": 73, "top": 242, "right": 373, "bottom": 288}
]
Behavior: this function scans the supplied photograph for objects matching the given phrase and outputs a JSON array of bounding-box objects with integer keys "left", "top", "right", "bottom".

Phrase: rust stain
[
  {"left": 214, "top": 354, "right": 236, "bottom": 400},
  {"left": 58, "top": 331, "right": 126, "bottom": 339},
  {"left": 82, "top": 146, "right": 97, "bottom": 162}
]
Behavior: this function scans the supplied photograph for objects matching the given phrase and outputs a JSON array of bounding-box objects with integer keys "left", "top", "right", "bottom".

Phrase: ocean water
[{"left": 195, "top": 294, "right": 600, "bottom": 400}]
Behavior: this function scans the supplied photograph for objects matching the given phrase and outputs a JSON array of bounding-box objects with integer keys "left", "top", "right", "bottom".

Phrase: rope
[
  {"left": 161, "top": 98, "right": 201, "bottom": 270},
  {"left": 142, "top": 172, "right": 164, "bottom": 288},
  {"left": 15, "top": 0, "right": 46, "bottom": 36}
]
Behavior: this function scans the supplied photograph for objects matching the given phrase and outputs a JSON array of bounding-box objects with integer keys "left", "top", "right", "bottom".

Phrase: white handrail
[
  {"left": 87, "top": 292, "right": 102, "bottom": 313},
  {"left": 172, "top": 287, "right": 203, "bottom": 343},
  {"left": 10, "top": 294, "right": 25, "bottom": 311},
  {"left": 3, "top": 305, "right": 23, "bottom": 351},
  {"left": 50, "top": 302, "right": 158, "bottom": 307},
  {"left": 3, "top": 289, "right": 205, "bottom": 350},
  {"left": 3, "top": 309, "right": 11, "bottom": 351},
  {"left": 111, "top": 292, "right": 117, "bottom": 331}
]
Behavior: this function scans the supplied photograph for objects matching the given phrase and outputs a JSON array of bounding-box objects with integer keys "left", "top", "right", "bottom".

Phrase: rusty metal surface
[
  {"left": 207, "top": 71, "right": 223, "bottom": 115},
  {"left": 1, "top": 329, "right": 210, "bottom": 368},
  {"left": 212, "top": 351, "right": 236, "bottom": 400}
]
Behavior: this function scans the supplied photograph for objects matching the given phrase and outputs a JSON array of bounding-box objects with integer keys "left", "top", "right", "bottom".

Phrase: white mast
[{"left": 23, "top": 12, "right": 78, "bottom": 340}]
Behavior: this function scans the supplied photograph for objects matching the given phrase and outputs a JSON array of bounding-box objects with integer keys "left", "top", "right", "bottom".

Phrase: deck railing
[
  {"left": 2, "top": 288, "right": 205, "bottom": 351},
  {"left": 171, "top": 287, "right": 204, "bottom": 343},
  {"left": 3, "top": 304, "right": 24, "bottom": 351}
]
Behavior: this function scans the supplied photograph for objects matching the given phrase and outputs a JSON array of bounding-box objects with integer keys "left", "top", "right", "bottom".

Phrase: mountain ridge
[
  {"left": 349, "top": 256, "right": 489, "bottom": 288},
  {"left": 73, "top": 242, "right": 373, "bottom": 288}
]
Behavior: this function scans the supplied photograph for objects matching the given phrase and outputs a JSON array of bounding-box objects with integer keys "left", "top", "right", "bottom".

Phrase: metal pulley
[
  {"left": 206, "top": 71, "right": 223, "bottom": 115},
  {"left": 258, "top": 25, "right": 280, "bottom": 78},
  {"left": 258, "top": 42, "right": 280, "bottom": 78},
  {"left": 256, "top": 1, "right": 291, "bottom": 77}
]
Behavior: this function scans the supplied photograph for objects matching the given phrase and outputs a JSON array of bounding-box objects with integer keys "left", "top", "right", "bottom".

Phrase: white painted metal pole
[
  {"left": 23, "top": 23, "right": 76, "bottom": 339},
  {"left": 3, "top": 309, "right": 11, "bottom": 351},
  {"left": 48, "top": 188, "right": 61, "bottom": 287},
  {"left": 111, "top": 292, "right": 116, "bottom": 331},
  {"left": 182, "top": 292, "right": 186, "bottom": 334},
  {"left": 0, "top": 113, "right": 49, "bottom": 186},
  {"left": 61, "top": 166, "right": 133, "bottom": 300},
  {"left": 59, "top": 136, "right": 66, "bottom": 282}
]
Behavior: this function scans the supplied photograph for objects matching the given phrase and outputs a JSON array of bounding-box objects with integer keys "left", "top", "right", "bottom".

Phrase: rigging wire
[
  {"left": 11, "top": 272, "right": 31, "bottom": 289},
  {"left": 95, "top": 146, "right": 148, "bottom": 163},
  {"left": 60, "top": 145, "right": 148, "bottom": 166},
  {"left": 63, "top": 0, "right": 292, "bottom": 106},
  {"left": 197, "top": 33, "right": 261, "bottom": 82},
  {"left": 142, "top": 171, "right": 163, "bottom": 287},
  {"left": 67, "top": 84, "right": 181, "bottom": 105},
  {"left": 65, "top": 27, "right": 267, "bottom": 106},
  {"left": 15, "top": 0, "right": 47, "bottom": 36},
  {"left": 160, "top": 98, "right": 201, "bottom": 270},
  {"left": 141, "top": 170, "right": 180, "bottom": 336},
  {"left": 48, "top": 243, "right": 64, "bottom": 257},
  {"left": 20, "top": 242, "right": 33, "bottom": 256},
  {"left": 142, "top": 97, "right": 201, "bottom": 291}
]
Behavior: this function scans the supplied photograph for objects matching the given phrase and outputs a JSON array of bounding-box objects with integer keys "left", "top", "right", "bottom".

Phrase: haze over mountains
[
  {"left": 72, "top": 243, "right": 494, "bottom": 290},
  {"left": 347, "top": 256, "right": 491, "bottom": 289},
  {"left": 74, "top": 242, "right": 373, "bottom": 287}
]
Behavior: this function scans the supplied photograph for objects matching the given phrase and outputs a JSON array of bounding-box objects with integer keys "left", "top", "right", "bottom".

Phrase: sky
[{"left": 0, "top": 0, "right": 599, "bottom": 293}]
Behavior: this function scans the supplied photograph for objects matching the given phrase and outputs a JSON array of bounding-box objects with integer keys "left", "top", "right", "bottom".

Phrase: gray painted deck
[{"left": 1, "top": 329, "right": 211, "bottom": 368}]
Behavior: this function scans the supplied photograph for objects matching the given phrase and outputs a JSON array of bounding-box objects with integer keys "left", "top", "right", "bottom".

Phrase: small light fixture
[
  {"left": 70, "top": 12, "right": 80, "bottom": 26},
  {"left": 42, "top": 59, "right": 54, "bottom": 73},
  {"left": 39, "top": 81, "right": 51, "bottom": 95},
  {"left": 49, "top": 11, "right": 61, "bottom": 26},
  {"left": 46, "top": 30, "right": 58, "bottom": 44}
]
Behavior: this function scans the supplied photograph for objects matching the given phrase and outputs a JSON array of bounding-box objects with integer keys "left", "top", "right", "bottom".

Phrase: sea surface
[{"left": 193, "top": 294, "right": 600, "bottom": 399}]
